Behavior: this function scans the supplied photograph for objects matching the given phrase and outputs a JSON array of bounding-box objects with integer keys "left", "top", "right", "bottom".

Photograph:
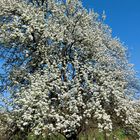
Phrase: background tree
[{"left": 0, "top": 0, "right": 140, "bottom": 140}]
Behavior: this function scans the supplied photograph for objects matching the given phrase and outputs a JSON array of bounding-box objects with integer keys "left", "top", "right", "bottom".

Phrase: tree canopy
[{"left": 0, "top": 0, "right": 140, "bottom": 139}]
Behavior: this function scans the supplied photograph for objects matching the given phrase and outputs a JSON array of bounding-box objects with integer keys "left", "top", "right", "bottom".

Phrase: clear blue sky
[{"left": 82, "top": 0, "right": 140, "bottom": 77}]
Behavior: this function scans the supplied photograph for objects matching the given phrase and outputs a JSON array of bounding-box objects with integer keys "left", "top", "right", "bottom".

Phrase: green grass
[
  {"left": 78, "top": 128, "right": 131, "bottom": 140},
  {"left": 1, "top": 129, "right": 134, "bottom": 140},
  {"left": 24, "top": 129, "right": 133, "bottom": 140}
]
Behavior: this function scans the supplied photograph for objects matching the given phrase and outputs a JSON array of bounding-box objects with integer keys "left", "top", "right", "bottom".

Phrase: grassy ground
[
  {"left": 78, "top": 129, "right": 133, "bottom": 140},
  {"left": 14, "top": 129, "right": 133, "bottom": 140}
]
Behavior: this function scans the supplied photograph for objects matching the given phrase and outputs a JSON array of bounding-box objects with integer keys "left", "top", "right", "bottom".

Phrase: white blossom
[{"left": 0, "top": 0, "right": 140, "bottom": 139}]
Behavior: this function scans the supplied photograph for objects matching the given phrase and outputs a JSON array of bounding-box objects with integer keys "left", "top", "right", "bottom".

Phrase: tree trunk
[
  {"left": 66, "top": 133, "right": 78, "bottom": 140},
  {"left": 103, "top": 131, "right": 109, "bottom": 140}
]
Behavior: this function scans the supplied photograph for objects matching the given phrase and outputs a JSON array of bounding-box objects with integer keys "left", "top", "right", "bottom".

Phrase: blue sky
[{"left": 82, "top": 0, "right": 140, "bottom": 77}]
